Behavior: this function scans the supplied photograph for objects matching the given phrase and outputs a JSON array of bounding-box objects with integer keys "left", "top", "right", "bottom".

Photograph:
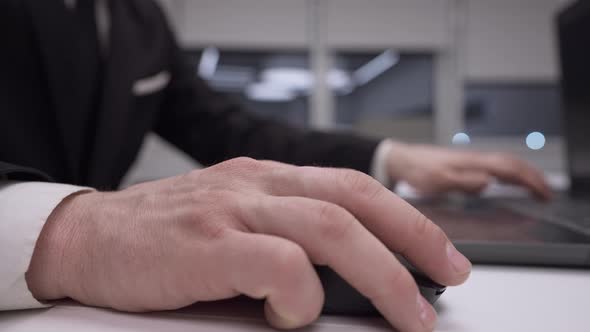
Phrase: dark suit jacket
[{"left": 0, "top": 0, "right": 379, "bottom": 188}]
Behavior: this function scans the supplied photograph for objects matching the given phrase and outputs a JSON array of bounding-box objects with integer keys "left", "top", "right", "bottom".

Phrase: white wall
[
  {"left": 465, "top": 0, "right": 573, "bottom": 83},
  {"left": 158, "top": 0, "right": 451, "bottom": 51},
  {"left": 154, "top": 0, "right": 578, "bottom": 86},
  {"left": 167, "top": 0, "right": 309, "bottom": 49},
  {"left": 324, "top": 0, "right": 449, "bottom": 51},
  {"left": 158, "top": 0, "right": 572, "bottom": 82}
]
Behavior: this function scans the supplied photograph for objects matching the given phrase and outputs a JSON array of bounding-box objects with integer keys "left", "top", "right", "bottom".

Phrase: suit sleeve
[
  {"left": 153, "top": 22, "right": 380, "bottom": 173},
  {"left": 0, "top": 161, "right": 53, "bottom": 182},
  {"left": 0, "top": 163, "right": 90, "bottom": 311}
]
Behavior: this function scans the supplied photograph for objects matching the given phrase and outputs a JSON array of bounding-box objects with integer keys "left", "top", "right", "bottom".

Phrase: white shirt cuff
[
  {"left": 0, "top": 181, "right": 90, "bottom": 310},
  {"left": 369, "top": 139, "right": 395, "bottom": 188}
]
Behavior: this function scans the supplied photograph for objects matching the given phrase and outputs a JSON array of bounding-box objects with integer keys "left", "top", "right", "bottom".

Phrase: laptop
[{"left": 411, "top": 0, "right": 590, "bottom": 267}]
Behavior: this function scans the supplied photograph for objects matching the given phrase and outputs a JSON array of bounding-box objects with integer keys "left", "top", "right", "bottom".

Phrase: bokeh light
[
  {"left": 526, "top": 132, "right": 546, "bottom": 150},
  {"left": 452, "top": 132, "right": 471, "bottom": 145}
]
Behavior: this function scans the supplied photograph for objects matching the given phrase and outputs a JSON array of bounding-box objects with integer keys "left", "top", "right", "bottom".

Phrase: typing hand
[
  {"left": 26, "top": 157, "right": 471, "bottom": 332},
  {"left": 386, "top": 141, "right": 552, "bottom": 200}
]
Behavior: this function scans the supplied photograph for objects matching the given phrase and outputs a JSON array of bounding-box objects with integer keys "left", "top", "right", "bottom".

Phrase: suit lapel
[
  {"left": 26, "top": 0, "right": 94, "bottom": 183},
  {"left": 27, "top": 0, "right": 141, "bottom": 187},
  {"left": 87, "top": 0, "right": 136, "bottom": 187}
]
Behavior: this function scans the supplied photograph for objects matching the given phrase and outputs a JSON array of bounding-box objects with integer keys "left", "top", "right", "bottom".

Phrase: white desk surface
[{"left": 1, "top": 265, "right": 588, "bottom": 332}]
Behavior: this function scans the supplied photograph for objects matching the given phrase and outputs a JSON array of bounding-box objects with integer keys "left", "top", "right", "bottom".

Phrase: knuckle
[
  {"left": 414, "top": 218, "right": 447, "bottom": 248},
  {"left": 371, "top": 266, "right": 414, "bottom": 301},
  {"left": 475, "top": 174, "right": 491, "bottom": 187},
  {"left": 489, "top": 152, "right": 513, "bottom": 168},
  {"left": 200, "top": 220, "right": 228, "bottom": 240},
  {"left": 314, "top": 203, "right": 354, "bottom": 242},
  {"left": 269, "top": 242, "right": 309, "bottom": 277},
  {"left": 489, "top": 152, "right": 508, "bottom": 161},
  {"left": 432, "top": 169, "right": 451, "bottom": 183},
  {"left": 500, "top": 155, "right": 519, "bottom": 167},
  {"left": 189, "top": 189, "right": 229, "bottom": 205},
  {"left": 187, "top": 211, "right": 229, "bottom": 240},
  {"left": 498, "top": 157, "right": 524, "bottom": 175},
  {"left": 340, "top": 169, "right": 384, "bottom": 199},
  {"left": 408, "top": 210, "right": 448, "bottom": 255},
  {"left": 186, "top": 191, "right": 235, "bottom": 240},
  {"left": 422, "top": 169, "right": 446, "bottom": 189},
  {"left": 229, "top": 156, "right": 258, "bottom": 166},
  {"left": 441, "top": 170, "right": 455, "bottom": 182},
  {"left": 410, "top": 209, "right": 432, "bottom": 238},
  {"left": 213, "top": 157, "right": 264, "bottom": 173},
  {"left": 430, "top": 223, "right": 447, "bottom": 243},
  {"left": 513, "top": 159, "right": 529, "bottom": 172}
]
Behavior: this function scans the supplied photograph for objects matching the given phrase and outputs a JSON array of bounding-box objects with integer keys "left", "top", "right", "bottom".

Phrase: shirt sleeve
[
  {"left": 369, "top": 139, "right": 394, "bottom": 188},
  {"left": 0, "top": 181, "right": 90, "bottom": 310}
]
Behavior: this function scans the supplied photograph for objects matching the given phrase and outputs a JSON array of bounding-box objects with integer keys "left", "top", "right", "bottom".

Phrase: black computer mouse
[{"left": 316, "top": 264, "right": 446, "bottom": 315}]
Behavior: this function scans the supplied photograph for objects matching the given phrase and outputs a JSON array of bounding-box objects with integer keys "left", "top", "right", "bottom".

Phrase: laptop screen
[{"left": 558, "top": 1, "right": 590, "bottom": 193}]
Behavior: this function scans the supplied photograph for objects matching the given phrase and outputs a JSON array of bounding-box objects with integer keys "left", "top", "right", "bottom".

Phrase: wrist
[{"left": 25, "top": 190, "right": 95, "bottom": 302}]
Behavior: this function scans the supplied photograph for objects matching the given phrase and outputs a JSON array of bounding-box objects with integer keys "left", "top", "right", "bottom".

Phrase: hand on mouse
[
  {"left": 26, "top": 157, "right": 471, "bottom": 332},
  {"left": 386, "top": 141, "right": 552, "bottom": 200}
]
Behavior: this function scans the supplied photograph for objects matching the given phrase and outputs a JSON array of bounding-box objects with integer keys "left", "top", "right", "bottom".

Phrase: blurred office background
[{"left": 123, "top": 0, "right": 574, "bottom": 186}]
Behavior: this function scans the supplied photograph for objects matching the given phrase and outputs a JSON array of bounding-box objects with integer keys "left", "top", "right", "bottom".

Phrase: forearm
[
  {"left": 153, "top": 29, "right": 380, "bottom": 172},
  {"left": 155, "top": 71, "right": 380, "bottom": 172}
]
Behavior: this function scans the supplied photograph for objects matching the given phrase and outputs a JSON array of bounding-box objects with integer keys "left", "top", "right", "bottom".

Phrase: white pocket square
[{"left": 132, "top": 70, "right": 171, "bottom": 96}]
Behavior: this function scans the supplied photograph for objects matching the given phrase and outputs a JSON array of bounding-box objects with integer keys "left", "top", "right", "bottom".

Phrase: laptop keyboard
[{"left": 500, "top": 197, "right": 590, "bottom": 232}]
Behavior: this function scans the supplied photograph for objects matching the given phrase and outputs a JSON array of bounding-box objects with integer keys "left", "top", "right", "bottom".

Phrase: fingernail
[
  {"left": 264, "top": 302, "right": 299, "bottom": 329},
  {"left": 447, "top": 242, "right": 472, "bottom": 275},
  {"left": 417, "top": 294, "right": 437, "bottom": 330}
]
